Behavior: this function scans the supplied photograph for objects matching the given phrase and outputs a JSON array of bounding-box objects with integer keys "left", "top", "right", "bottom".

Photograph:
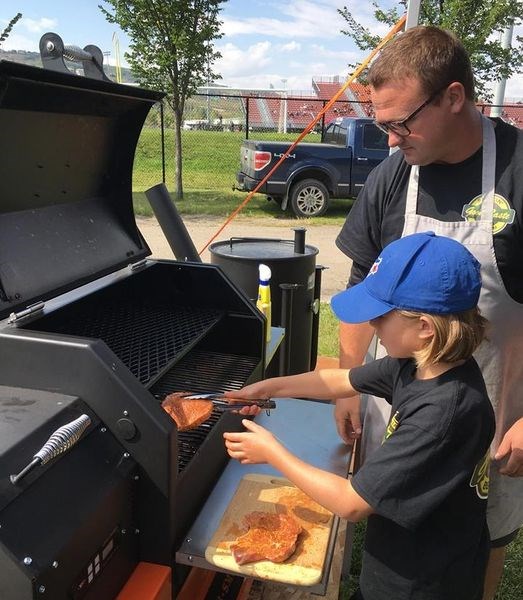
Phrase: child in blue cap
[{"left": 224, "top": 232, "right": 495, "bottom": 600}]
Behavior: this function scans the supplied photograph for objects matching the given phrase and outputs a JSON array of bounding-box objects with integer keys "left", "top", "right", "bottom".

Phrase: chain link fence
[{"left": 132, "top": 93, "right": 523, "bottom": 194}]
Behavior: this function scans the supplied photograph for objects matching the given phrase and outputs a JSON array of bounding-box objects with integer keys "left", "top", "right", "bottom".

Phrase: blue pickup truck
[{"left": 234, "top": 117, "right": 389, "bottom": 217}]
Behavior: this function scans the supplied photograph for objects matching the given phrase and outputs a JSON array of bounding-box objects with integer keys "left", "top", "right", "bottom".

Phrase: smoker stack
[{"left": 0, "top": 60, "right": 266, "bottom": 600}]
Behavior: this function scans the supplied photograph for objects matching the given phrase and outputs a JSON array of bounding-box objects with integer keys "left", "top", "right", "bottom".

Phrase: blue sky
[{"left": 1, "top": 0, "right": 522, "bottom": 99}]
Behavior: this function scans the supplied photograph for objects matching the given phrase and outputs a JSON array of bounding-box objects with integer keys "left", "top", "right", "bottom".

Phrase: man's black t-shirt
[
  {"left": 349, "top": 357, "right": 495, "bottom": 600},
  {"left": 336, "top": 118, "right": 523, "bottom": 301}
]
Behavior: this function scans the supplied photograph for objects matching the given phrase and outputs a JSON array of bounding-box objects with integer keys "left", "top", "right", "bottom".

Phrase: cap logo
[{"left": 368, "top": 257, "right": 382, "bottom": 276}]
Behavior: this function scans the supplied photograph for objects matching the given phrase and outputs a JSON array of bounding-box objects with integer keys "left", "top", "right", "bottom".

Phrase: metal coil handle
[
  {"left": 62, "top": 45, "right": 94, "bottom": 64},
  {"left": 35, "top": 414, "right": 91, "bottom": 465},
  {"left": 39, "top": 32, "right": 110, "bottom": 81},
  {"left": 10, "top": 414, "right": 91, "bottom": 485}
]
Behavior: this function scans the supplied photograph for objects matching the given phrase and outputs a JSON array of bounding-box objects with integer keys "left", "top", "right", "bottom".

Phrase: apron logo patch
[
  {"left": 461, "top": 194, "right": 515, "bottom": 234},
  {"left": 383, "top": 410, "right": 399, "bottom": 443},
  {"left": 470, "top": 450, "right": 490, "bottom": 500}
]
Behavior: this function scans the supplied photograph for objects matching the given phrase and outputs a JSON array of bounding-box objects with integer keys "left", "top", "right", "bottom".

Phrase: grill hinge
[
  {"left": 130, "top": 259, "right": 148, "bottom": 273},
  {"left": 8, "top": 301, "right": 45, "bottom": 324}
]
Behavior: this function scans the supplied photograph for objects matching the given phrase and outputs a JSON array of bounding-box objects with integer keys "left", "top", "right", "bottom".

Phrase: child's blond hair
[{"left": 399, "top": 307, "right": 488, "bottom": 369}]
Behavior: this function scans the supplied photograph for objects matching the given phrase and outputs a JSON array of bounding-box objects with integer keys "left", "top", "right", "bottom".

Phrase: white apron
[{"left": 360, "top": 117, "right": 523, "bottom": 539}]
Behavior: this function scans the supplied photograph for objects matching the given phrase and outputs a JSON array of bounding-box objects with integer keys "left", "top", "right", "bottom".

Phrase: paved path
[{"left": 137, "top": 215, "right": 352, "bottom": 302}]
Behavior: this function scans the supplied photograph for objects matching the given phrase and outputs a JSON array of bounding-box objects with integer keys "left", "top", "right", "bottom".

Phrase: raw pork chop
[
  {"left": 231, "top": 511, "right": 302, "bottom": 565},
  {"left": 161, "top": 391, "right": 213, "bottom": 431}
]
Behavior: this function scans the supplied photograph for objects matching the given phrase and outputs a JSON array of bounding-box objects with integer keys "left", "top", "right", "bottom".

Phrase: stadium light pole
[
  {"left": 405, "top": 0, "right": 421, "bottom": 30},
  {"left": 281, "top": 78, "right": 288, "bottom": 134},
  {"left": 491, "top": 23, "right": 514, "bottom": 118},
  {"left": 390, "top": 0, "right": 420, "bottom": 155}
]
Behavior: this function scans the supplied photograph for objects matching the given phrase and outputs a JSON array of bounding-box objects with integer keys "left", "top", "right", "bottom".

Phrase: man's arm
[
  {"left": 335, "top": 321, "right": 375, "bottom": 443},
  {"left": 339, "top": 321, "right": 375, "bottom": 369}
]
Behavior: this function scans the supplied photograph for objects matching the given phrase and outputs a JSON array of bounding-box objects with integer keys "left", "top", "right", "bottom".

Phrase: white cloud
[
  {"left": 0, "top": 32, "right": 39, "bottom": 52},
  {"left": 23, "top": 17, "right": 57, "bottom": 34},
  {"left": 216, "top": 41, "right": 273, "bottom": 79},
  {"left": 310, "top": 43, "right": 360, "bottom": 63},
  {"left": 1, "top": 15, "right": 59, "bottom": 51},
  {"left": 279, "top": 41, "right": 301, "bottom": 52},
  {"left": 221, "top": 0, "right": 346, "bottom": 39},
  {"left": 505, "top": 74, "right": 523, "bottom": 101}
]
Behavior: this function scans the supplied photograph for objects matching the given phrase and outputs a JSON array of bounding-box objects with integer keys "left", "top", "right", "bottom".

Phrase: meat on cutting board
[
  {"left": 161, "top": 391, "right": 213, "bottom": 431},
  {"left": 231, "top": 511, "right": 303, "bottom": 565}
]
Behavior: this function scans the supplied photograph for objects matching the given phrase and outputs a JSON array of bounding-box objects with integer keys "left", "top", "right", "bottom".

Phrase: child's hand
[
  {"left": 224, "top": 385, "right": 271, "bottom": 416},
  {"left": 223, "top": 419, "right": 280, "bottom": 464}
]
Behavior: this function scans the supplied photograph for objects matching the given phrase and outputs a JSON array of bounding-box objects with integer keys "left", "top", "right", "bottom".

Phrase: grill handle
[
  {"left": 146, "top": 183, "right": 201, "bottom": 262},
  {"left": 309, "top": 264, "right": 326, "bottom": 371},
  {"left": 10, "top": 414, "right": 91, "bottom": 485},
  {"left": 279, "top": 283, "right": 301, "bottom": 376},
  {"left": 39, "top": 32, "right": 110, "bottom": 81},
  {"left": 293, "top": 227, "right": 306, "bottom": 254}
]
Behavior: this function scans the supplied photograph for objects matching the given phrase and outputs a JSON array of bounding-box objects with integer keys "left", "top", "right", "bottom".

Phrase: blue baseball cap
[{"left": 331, "top": 232, "right": 482, "bottom": 323}]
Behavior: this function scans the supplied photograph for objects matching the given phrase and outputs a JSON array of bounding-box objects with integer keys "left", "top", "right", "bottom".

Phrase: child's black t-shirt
[{"left": 349, "top": 356, "right": 495, "bottom": 600}]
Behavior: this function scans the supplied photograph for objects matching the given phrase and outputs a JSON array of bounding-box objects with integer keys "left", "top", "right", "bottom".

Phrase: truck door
[{"left": 351, "top": 122, "right": 388, "bottom": 196}]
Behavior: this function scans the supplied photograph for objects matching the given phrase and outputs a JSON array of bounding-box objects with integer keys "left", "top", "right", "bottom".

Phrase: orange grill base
[{"left": 116, "top": 562, "right": 171, "bottom": 600}]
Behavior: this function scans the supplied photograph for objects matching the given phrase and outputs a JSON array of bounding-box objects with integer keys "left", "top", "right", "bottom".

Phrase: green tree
[
  {"left": 338, "top": 1, "right": 523, "bottom": 100},
  {"left": 0, "top": 13, "right": 22, "bottom": 48},
  {"left": 99, "top": 0, "right": 226, "bottom": 199}
]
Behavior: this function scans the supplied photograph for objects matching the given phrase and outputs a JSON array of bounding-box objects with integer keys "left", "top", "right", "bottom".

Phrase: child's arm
[
  {"left": 224, "top": 419, "right": 373, "bottom": 522},
  {"left": 225, "top": 369, "right": 358, "bottom": 402}
]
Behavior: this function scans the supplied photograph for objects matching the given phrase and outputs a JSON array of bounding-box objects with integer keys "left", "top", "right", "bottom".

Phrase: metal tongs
[{"left": 185, "top": 393, "right": 276, "bottom": 414}]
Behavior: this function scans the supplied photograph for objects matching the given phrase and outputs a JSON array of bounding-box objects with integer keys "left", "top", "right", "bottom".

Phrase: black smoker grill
[{"left": 0, "top": 59, "right": 266, "bottom": 600}]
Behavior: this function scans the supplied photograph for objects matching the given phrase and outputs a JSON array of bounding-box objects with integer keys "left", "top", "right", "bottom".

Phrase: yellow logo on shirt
[
  {"left": 383, "top": 411, "right": 399, "bottom": 443},
  {"left": 470, "top": 450, "right": 490, "bottom": 500},
  {"left": 461, "top": 194, "right": 515, "bottom": 234}
]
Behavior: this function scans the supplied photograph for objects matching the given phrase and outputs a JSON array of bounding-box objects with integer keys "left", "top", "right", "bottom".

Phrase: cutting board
[{"left": 205, "top": 473, "right": 334, "bottom": 586}]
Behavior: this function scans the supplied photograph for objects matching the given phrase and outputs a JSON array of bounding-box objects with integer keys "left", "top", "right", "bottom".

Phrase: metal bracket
[
  {"left": 39, "top": 32, "right": 111, "bottom": 81},
  {"left": 8, "top": 301, "right": 45, "bottom": 324},
  {"left": 130, "top": 259, "right": 148, "bottom": 273}
]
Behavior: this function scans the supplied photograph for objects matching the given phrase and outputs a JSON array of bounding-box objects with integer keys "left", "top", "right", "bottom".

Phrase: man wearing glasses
[{"left": 335, "top": 25, "right": 523, "bottom": 600}]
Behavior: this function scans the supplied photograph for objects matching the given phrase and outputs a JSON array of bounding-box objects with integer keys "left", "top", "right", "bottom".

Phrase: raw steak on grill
[
  {"left": 231, "top": 511, "right": 302, "bottom": 565},
  {"left": 161, "top": 391, "right": 213, "bottom": 431}
]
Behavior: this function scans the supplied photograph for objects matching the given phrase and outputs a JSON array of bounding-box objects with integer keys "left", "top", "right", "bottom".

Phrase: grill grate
[
  {"left": 151, "top": 350, "right": 259, "bottom": 473},
  {"left": 150, "top": 350, "right": 259, "bottom": 397},
  {"left": 176, "top": 414, "right": 221, "bottom": 472},
  {"left": 30, "top": 301, "right": 222, "bottom": 386}
]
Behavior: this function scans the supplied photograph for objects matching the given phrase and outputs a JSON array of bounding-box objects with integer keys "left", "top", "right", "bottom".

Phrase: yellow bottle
[{"left": 256, "top": 263, "right": 272, "bottom": 342}]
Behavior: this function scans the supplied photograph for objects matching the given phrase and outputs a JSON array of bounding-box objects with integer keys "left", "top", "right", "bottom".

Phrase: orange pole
[{"left": 198, "top": 14, "right": 407, "bottom": 255}]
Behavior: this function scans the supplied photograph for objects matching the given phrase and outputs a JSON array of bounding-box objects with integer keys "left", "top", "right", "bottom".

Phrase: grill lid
[{"left": 0, "top": 60, "right": 164, "bottom": 320}]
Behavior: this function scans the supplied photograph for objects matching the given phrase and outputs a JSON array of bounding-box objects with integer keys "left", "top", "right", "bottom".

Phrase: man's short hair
[{"left": 368, "top": 26, "right": 475, "bottom": 100}]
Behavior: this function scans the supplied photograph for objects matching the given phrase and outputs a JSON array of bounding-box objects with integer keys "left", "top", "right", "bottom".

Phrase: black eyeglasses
[{"left": 374, "top": 86, "right": 447, "bottom": 137}]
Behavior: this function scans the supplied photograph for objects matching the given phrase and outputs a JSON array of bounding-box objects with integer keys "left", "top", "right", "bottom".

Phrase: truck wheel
[{"left": 289, "top": 179, "right": 329, "bottom": 217}]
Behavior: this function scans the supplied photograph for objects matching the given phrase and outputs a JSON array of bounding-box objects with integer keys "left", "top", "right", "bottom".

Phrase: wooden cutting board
[{"left": 205, "top": 473, "right": 334, "bottom": 586}]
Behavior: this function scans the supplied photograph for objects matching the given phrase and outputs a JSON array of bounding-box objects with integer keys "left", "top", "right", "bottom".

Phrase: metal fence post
[
  {"left": 160, "top": 101, "right": 166, "bottom": 184},
  {"left": 245, "top": 97, "right": 249, "bottom": 140}
]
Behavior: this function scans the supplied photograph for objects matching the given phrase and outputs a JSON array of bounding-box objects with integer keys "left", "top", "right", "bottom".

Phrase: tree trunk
[{"left": 173, "top": 108, "right": 184, "bottom": 200}]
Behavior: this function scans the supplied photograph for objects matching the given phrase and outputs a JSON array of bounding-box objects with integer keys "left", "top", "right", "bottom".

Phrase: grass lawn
[
  {"left": 133, "top": 128, "right": 320, "bottom": 193},
  {"left": 132, "top": 127, "right": 352, "bottom": 225}
]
